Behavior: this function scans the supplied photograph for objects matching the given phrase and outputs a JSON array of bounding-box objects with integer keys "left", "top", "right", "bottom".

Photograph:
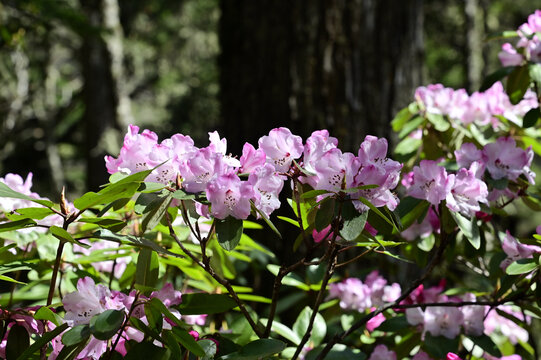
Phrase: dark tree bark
[
  {"left": 80, "top": 0, "right": 122, "bottom": 191},
  {"left": 219, "top": 0, "right": 424, "bottom": 154}
]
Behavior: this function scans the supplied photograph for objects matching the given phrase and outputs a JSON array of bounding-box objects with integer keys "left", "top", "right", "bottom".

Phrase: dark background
[{"left": 0, "top": 0, "right": 537, "bottom": 198}]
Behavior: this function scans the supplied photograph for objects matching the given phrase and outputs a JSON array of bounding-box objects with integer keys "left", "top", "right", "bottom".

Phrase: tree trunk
[
  {"left": 219, "top": 0, "right": 424, "bottom": 154},
  {"left": 80, "top": 0, "right": 123, "bottom": 191}
]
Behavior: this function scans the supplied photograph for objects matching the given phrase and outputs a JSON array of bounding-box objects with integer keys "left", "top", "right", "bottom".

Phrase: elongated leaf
[
  {"left": 198, "top": 338, "right": 218, "bottom": 360},
  {"left": 480, "top": 66, "right": 516, "bottom": 91},
  {"left": 450, "top": 212, "right": 480, "bottom": 249},
  {"left": 506, "top": 258, "right": 538, "bottom": 275},
  {"left": 124, "top": 341, "right": 171, "bottom": 360},
  {"left": 0, "top": 274, "right": 26, "bottom": 284},
  {"left": 222, "top": 339, "right": 286, "bottom": 359},
  {"left": 144, "top": 303, "right": 163, "bottom": 333},
  {"left": 171, "top": 326, "right": 205, "bottom": 356},
  {"left": 315, "top": 198, "right": 335, "bottom": 232},
  {"left": 250, "top": 201, "right": 281, "bottom": 239},
  {"left": 506, "top": 65, "right": 531, "bottom": 104},
  {"left": 339, "top": 201, "right": 368, "bottom": 241},
  {"left": 142, "top": 193, "right": 172, "bottom": 232},
  {"left": 6, "top": 324, "right": 29, "bottom": 360},
  {"left": 0, "top": 218, "right": 36, "bottom": 233},
  {"left": 78, "top": 217, "right": 126, "bottom": 232},
  {"left": 391, "top": 106, "right": 413, "bottom": 131},
  {"left": 468, "top": 335, "right": 501, "bottom": 357},
  {"left": 426, "top": 112, "right": 450, "bottom": 132},
  {"left": 292, "top": 307, "right": 326, "bottom": 347},
  {"left": 0, "top": 182, "right": 54, "bottom": 208},
  {"left": 523, "top": 107, "right": 540, "bottom": 128},
  {"left": 90, "top": 309, "right": 125, "bottom": 340},
  {"left": 216, "top": 216, "right": 243, "bottom": 251},
  {"left": 15, "top": 323, "right": 69, "bottom": 360},
  {"left": 34, "top": 306, "right": 63, "bottom": 326},
  {"left": 91, "top": 229, "right": 179, "bottom": 257},
  {"left": 148, "top": 297, "right": 183, "bottom": 327},
  {"left": 301, "top": 189, "right": 331, "bottom": 199},
  {"left": 74, "top": 182, "right": 140, "bottom": 211},
  {"left": 135, "top": 248, "right": 159, "bottom": 289},
  {"left": 177, "top": 293, "right": 237, "bottom": 315},
  {"left": 8, "top": 207, "right": 54, "bottom": 220},
  {"left": 62, "top": 325, "right": 91, "bottom": 347}
]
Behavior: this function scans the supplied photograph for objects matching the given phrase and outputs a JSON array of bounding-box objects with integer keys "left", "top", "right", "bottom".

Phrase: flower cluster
[
  {"left": 414, "top": 82, "right": 537, "bottom": 128},
  {"left": 405, "top": 137, "right": 534, "bottom": 216},
  {"left": 499, "top": 10, "right": 541, "bottom": 66},
  {"left": 49, "top": 277, "right": 192, "bottom": 359},
  {"left": 105, "top": 126, "right": 402, "bottom": 219},
  {"left": 327, "top": 271, "right": 401, "bottom": 313}
]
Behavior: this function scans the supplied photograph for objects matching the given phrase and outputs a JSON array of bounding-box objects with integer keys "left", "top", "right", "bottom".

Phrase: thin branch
[
  {"left": 336, "top": 248, "right": 374, "bottom": 268},
  {"left": 166, "top": 212, "right": 263, "bottom": 338}
]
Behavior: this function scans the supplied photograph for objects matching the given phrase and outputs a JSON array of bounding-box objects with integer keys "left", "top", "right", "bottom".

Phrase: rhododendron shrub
[{"left": 1, "top": 11, "right": 541, "bottom": 360}]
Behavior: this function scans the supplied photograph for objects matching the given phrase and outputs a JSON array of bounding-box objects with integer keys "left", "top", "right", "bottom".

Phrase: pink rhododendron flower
[
  {"left": 247, "top": 163, "right": 284, "bottom": 217},
  {"left": 454, "top": 143, "right": 485, "bottom": 175},
  {"left": 150, "top": 283, "right": 182, "bottom": 307},
  {"left": 485, "top": 306, "right": 530, "bottom": 344},
  {"left": 302, "top": 130, "right": 339, "bottom": 178},
  {"left": 500, "top": 231, "right": 541, "bottom": 270},
  {"left": 446, "top": 168, "right": 488, "bottom": 216},
  {"left": 239, "top": 143, "right": 266, "bottom": 173},
  {"left": 424, "top": 305, "right": 464, "bottom": 339},
  {"left": 366, "top": 310, "right": 385, "bottom": 332},
  {"left": 184, "top": 314, "right": 208, "bottom": 326},
  {"left": 368, "top": 344, "right": 396, "bottom": 360},
  {"left": 401, "top": 206, "right": 440, "bottom": 241},
  {"left": 412, "top": 352, "right": 434, "bottom": 360},
  {"left": 499, "top": 43, "right": 524, "bottom": 66},
  {"left": 206, "top": 173, "right": 254, "bottom": 219},
  {"left": 447, "top": 353, "right": 462, "bottom": 360},
  {"left": 258, "top": 127, "right": 303, "bottom": 172},
  {"left": 182, "top": 147, "right": 229, "bottom": 193},
  {"left": 73, "top": 240, "right": 131, "bottom": 278},
  {"left": 460, "top": 293, "right": 485, "bottom": 336},
  {"left": 408, "top": 160, "right": 452, "bottom": 205},
  {"left": 483, "top": 137, "right": 531, "bottom": 181}
]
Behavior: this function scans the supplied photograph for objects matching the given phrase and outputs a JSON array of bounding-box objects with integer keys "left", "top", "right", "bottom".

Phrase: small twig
[
  {"left": 336, "top": 248, "right": 374, "bottom": 268},
  {"left": 108, "top": 292, "right": 140, "bottom": 358},
  {"left": 166, "top": 213, "right": 263, "bottom": 338}
]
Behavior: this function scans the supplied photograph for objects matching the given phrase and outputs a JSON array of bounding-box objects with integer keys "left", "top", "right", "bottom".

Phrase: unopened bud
[{"left": 60, "top": 187, "right": 69, "bottom": 215}]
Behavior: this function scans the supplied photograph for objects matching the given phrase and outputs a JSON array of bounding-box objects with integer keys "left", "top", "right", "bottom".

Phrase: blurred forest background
[{"left": 0, "top": 0, "right": 538, "bottom": 199}]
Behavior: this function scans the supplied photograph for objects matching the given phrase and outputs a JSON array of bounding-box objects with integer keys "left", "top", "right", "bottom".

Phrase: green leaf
[
  {"left": 391, "top": 106, "right": 413, "bottom": 132},
  {"left": 89, "top": 309, "right": 125, "bottom": 340},
  {"left": 292, "top": 307, "right": 326, "bottom": 347},
  {"left": 529, "top": 63, "right": 541, "bottom": 90},
  {"left": 339, "top": 201, "right": 368, "bottom": 241},
  {"left": 315, "top": 198, "right": 335, "bottom": 232},
  {"left": 424, "top": 334, "right": 459, "bottom": 359},
  {"left": 0, "top": 182, "right": 54, "bottom": 209},
  {"left": 148, "top": 297, "right": 183, "bottom": 327},
  {"left": 468, "top": 334, "right": 502, "bottom": 357},
  {"left": 265, "top": 320, "right": 301, "bottom": 345},
  {"left": 198, "top": 339, "right": 218, "bottom": 360},
  {"left": 398, "top": 115, "right": 424, "bottom": 139},
  {"left": 396, "top": 197, "right": 429, "bottom": 230},
  {"left": 215, "top": 216, "right": 243, "bottom": 251},
  {"left": 395, "top": 137, "right": 422, "bottom": 155},
  {"left": 377, "top": 315, "right": 409, "bottom": 332},
  {"left": 0, "top": 218, "right": 36, "bottom": 233},
  {"left": 250, "top": 201, "right": 281, "bottom": 239},
  {"left": 426, "top": 112, "right": 450, "bottom": 132},
  {"left": 74, "top": 181, "right": 140, "bottom": 211},
  {"left": 124, "top": 341, "right": 171, "bottom": 360},
  {"left": 523, "top": 107, "right": 540, "bottom": 128},
  {"left": 450, "top": 212, "right": 480, "bottom": 249},
  {"left": 34, "top": 306, "right": 63, "bottom": 326},
  {"left": 78, "top": 217, "right": 127, "bottom": 232},
  {"left": 142, "top": 193, "right": 173, "bottom": 233},
  {"left": 49, "top": 226, "right": 89, "bottom": 248},
  {"left": 506, "top": 258, "right": 538, "bottom": 275},
  {"left": 8, "top": 207, "right": 54, "bottom": 220},
  {"left": 171, "top": 326, "right": 205, "bottom": 356},
  {"left": 222, "top": 339, "right": 287, "bottom": 360},
  {"left": 305, "top": 345, "right": 366, "bottom": 360},
  {"left": 171, "top": 189, "right": 196, "bottom": 201},
  {"left": 6, "top": 324, "right": 29, "bottom": 360},
  {"left": 177, "top": 293, "right": 237, "bottom": 315},
  {"left": 144, "top": 303, "right": 163, "bottom": 333},
  {"left": 0, "top": 274, "right": 26, "bottom": 284},
  {"left": 135, "top": 248, "right": 159, "bottom": 289},
  {"left": 480, "top": 66, "right": 516, "bottom": 91},
  {"left": 506, "top": 65, "right": 531, "bottom": 105},
  {"left": 91, "top": 229, "right": 179, "bottom": 257},
  {"left": 301, "top": 189, "right": 331, "bottom": 199},
  {"left": 15, "top": 323, "right": 69, "bottom": 360},
  {"left": 61, "top": 325, "right": 91, "bottom": 347}
]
